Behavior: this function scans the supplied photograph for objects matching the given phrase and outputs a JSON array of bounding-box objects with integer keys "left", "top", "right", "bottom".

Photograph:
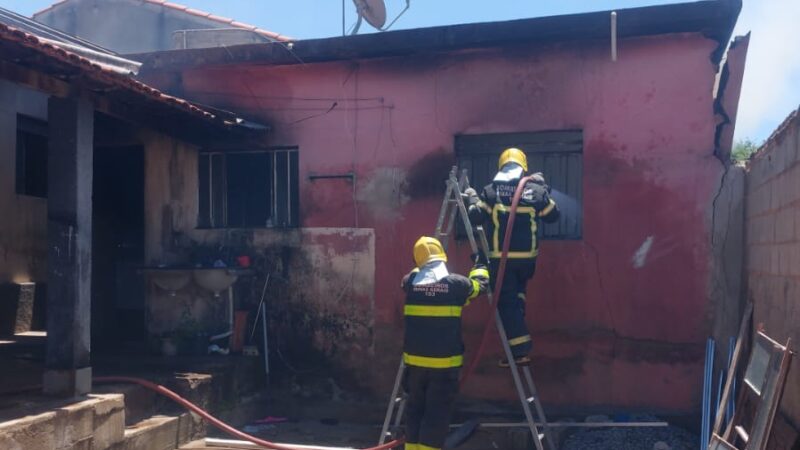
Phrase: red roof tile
[
  {"left": 33, "top": 0, "right": 291, "bottom": 41},
  {"left": 0, "top": 21, "right": 224, "bottom": 124}
]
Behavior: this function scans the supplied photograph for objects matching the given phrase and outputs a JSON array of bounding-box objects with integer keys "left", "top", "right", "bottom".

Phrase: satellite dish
[{"left": 352, "top": 0, "right": 387, "bottom": 33}]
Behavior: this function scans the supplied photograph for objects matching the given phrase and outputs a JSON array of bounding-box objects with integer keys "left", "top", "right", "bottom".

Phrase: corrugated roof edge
[
  {"left": 32, "top": 0, "right": 291, "bottom": 42},
  {"left": 0, "top": 21, "right": 222, "bottom": 122}
]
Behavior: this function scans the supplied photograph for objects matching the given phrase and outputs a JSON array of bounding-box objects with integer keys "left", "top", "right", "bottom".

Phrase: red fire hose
[
  {"left": 94, "top": 376, "right": 403, "bottom": 450},
  {"left": 460, "top": 174, "right": 535, "bottom": 388}
]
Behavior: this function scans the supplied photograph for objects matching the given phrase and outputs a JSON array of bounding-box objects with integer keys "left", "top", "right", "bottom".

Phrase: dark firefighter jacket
[
  {"left": 401, "top": 264, "right": 489, "bottom": 369},
  {"left": 469, "top": 178, "right": 560, "bottom": 259}
]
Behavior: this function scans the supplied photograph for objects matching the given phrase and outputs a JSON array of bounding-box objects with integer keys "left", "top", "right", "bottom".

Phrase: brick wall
[{"left": 745, "top": 107, "right": 800, "bottom": 448}]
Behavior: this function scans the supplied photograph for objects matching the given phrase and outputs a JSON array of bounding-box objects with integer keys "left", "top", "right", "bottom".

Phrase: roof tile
[
  {"left": 207, "top": 14, "right": 234, "bottom": 24},
  {"left": 0, "top": 22, "right": 220, "bottom": 121},
  {"left": 230, "top": 21, "right": 258, "bottom": 31},
  {"left": 184, "top": 8, "right": 210, "bottom": 18}
]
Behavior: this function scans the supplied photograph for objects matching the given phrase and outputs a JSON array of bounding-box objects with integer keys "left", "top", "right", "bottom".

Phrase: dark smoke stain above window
[
  {"left": 456, "top": 131, "right": 583, "bottom": 240},
  {"left": 198, "top": 148, "right": 299, "bottom": 228},
  {"left": 15, "top": 114, "right": 48, "bottom": 199}
]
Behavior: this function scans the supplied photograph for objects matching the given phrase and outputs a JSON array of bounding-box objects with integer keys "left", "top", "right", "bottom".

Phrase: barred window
[{"left": 198, "top": 148, "right": 299, "bottom": 228}]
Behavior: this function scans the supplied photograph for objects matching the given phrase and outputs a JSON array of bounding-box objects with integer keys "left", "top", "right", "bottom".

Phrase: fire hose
[
  {"left": 92, "top": 176, "right": 533, "bottom": 450},
  {"left": 460, "top": 174, "right": 535, "bottom": 387},
  {"left": 94, "top": 376, "right": 402, "bottom": 450}
]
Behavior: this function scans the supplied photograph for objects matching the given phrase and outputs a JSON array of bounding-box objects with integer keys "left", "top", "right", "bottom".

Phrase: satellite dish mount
[{"left": 350, "top": 0, "right": 410, "bottom": 35}]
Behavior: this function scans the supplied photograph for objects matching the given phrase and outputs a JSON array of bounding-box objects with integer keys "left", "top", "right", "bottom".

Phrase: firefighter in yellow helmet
[
  {"left": 464, "top": 148, "right": 559, "bottom": 367},
  {"left": 401, "top": 236, "right": 489, "bottom": 450}
]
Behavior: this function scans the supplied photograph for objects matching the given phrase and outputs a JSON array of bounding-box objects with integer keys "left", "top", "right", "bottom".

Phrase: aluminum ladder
[{"left": 378, "top": 166, "right": 555, "bottom": 450}]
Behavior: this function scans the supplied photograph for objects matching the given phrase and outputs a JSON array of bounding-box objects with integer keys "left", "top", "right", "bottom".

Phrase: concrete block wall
[{"left": 745, "top": 108, "right": 800, "bottom": 446}]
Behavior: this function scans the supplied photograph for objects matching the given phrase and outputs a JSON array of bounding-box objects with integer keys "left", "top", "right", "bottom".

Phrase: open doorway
[{"left": 92, "top": 145, "right": 145, "bottom": 351}]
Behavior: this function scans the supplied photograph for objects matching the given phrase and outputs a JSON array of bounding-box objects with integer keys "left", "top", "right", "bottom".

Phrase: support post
[{"left": 43, "top": 97, "right": 94, "bottom": 396}]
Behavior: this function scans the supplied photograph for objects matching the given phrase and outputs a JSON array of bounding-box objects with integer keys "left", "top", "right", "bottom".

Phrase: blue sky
[{"left": 2, "top": 0, "right": 799, "bottom": 143}]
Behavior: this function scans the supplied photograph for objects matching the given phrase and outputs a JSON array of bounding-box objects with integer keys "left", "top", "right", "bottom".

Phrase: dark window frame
[
  {"left": 197, "top": 147, "right": 299, "bottom": 229},
  {"left": 455, "top": 130, "right": 583, "bottom": 240},
  {"left": 15, "top": 114, "right": 49, "bottom": 199}
]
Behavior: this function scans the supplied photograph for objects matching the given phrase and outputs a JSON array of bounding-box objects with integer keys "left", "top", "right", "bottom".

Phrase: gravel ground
[{"left": 561, "top": 416, "right": 697, "bottom": 450}]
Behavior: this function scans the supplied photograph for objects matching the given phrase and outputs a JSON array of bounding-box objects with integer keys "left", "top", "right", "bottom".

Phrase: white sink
[
  {"left": 145, "top": 269, "right": 191, "bottom": 296},
  {"left": 192, "top": 269, "right": 238, "bottom": 297}
]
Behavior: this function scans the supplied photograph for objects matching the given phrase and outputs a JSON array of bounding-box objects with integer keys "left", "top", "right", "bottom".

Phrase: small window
[
  {"left": 455, "top": 131, "right": 583, "bottom": 240},
  {"left": 15, "top": 115, "right": 48, "bottom": 198},
  {"left": 198, "top": 148, "right": 299, "bottom": 228}
]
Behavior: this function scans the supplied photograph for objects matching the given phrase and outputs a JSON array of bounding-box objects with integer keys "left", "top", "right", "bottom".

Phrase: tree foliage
[{"left": 732, "top": 138, "right": 760, "bottom": 162}]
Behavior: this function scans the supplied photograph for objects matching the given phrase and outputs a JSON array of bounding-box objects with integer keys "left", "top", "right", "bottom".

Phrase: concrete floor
[{"left": 0, "top": 334, "right": 697, "bottom": 450}]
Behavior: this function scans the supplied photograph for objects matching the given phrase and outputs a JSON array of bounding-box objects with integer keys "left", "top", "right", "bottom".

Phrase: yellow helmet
[
  {"left": 413, "top": 236, "right": 447, "bottom": 268},
  {"left": 498, "top": 148, "right": 528, "bottom": 173}
]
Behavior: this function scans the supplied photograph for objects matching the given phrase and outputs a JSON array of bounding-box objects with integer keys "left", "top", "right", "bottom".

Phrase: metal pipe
[
  {"left": 610, "top": 12, "right": 618, "bottom": 61},
  {"left": 228, "top": 286, "right": 235, "bottom": 349},
  {"left": 261, "top": 299, "right": 270, "bottom": 376},
  {"left": 448, "top": 421, "right": 669, "bottom": 429},
  {"left": 209, "top": 331, "right": 233, "bottom": 341},
  {"left": 382, "top": 0, "right": 411, "bottom": 31},
  {"left": 308, "top": 172, "right": 356, "bottom": 181}
]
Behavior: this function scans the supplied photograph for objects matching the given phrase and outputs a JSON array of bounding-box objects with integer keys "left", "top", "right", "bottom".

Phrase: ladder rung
[{"left": 527, "top": 396, "right": 536, "bottom": 403}]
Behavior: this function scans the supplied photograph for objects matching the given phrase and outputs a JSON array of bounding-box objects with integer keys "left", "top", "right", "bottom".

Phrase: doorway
[{"left": 92, "top": 145, "right": 145, "bottom": 351}]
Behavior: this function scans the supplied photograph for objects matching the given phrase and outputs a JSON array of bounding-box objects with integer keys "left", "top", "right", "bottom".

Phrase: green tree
[{"left": 732, "top": 138, "right": 760, "bottom": 162}]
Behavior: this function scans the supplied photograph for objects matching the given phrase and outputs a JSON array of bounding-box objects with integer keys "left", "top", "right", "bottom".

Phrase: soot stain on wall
[{"left": 404, "top": 148, "right": 455, "bottom": 199}]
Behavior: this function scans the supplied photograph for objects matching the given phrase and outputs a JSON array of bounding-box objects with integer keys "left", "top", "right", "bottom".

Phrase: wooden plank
[
  {"left": 708, "top": 434, "right": 739, "bottom": 450},
  {"left": 749, "top": 337, "right": 792, "bottom": 450},
  {"left": 0, "top": 60, "right": 73, "bottom": 97},
  {"left": 713, "top": 302, "right": 754, "bottom": 437}
]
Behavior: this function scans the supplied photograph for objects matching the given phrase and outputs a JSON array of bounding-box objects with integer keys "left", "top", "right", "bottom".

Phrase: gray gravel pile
[{"left": 560, "top": 416, "right": 697, "bottom": 450}]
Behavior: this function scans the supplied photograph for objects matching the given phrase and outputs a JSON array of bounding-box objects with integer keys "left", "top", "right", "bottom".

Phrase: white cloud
[{"left": 733, "top": 0, "right": 800, "bottom": 142}]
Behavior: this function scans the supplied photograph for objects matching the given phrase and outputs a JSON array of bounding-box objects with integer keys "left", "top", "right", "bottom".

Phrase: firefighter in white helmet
[
  {"left": 464, "top": 148, "right": 559, "bottom": 367},
  {"left": 401, "top": 236, "right": 489, "bottom": 450}
]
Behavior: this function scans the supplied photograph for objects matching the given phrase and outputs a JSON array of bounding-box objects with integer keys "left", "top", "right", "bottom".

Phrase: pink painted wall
[{"left": 151, "top": 33, "right": 734, "bottom": 413}]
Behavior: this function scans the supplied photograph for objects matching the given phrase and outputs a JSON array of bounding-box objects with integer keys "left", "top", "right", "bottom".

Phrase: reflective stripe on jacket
[
  {"left": 469, "top": 178, "right": 559, "bottom": 259},
  {"left": 401, "top": 265, "right": 489, "bottom": 369}
]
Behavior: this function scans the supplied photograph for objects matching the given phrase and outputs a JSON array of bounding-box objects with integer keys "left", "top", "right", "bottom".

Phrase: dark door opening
[{"left": 92, "top": 145, "right": 145, "bottom": 351}]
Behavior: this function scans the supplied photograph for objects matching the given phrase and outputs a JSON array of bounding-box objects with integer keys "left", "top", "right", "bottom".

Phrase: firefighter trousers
[
  {"left": 404, "top": 366, "right": 460, "bottom": 450},
  {"left": 490, "top": 258, "right": 536, "bottom": 358}
]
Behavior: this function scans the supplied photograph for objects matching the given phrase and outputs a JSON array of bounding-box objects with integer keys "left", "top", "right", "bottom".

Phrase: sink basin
[
  {"left": 143, "top": 268, "right": 191, "bottom": 295},
  {"left": 193, "top": 268, "right": 238, "bottom": 296}
]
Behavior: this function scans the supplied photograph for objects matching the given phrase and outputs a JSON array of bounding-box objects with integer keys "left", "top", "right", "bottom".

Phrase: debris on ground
[{"left": 561, "top": 415, "right": 695, "bottom": 450}]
